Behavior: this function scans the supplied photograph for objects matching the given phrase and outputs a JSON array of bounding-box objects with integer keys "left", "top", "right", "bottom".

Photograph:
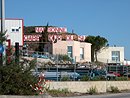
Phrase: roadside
[
  {"left": 47, "top": 89, "right": 130, "bottom": 98},
  {"left": 50, "top": 92, "right": 130, "bottom": 98}
]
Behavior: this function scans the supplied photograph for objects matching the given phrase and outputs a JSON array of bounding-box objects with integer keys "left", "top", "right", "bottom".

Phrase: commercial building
[
  {"left": 97, "top": 46, "right": 124, "bottom": 64},
  {"left": 44, "top": 40, "right": 91, "bottom": 63},
  {"left": 24, "top": 26, "right": 91, "bottom": 63},
  {"left": 0, "top": 19, "right": 24, "bottom": 46}
]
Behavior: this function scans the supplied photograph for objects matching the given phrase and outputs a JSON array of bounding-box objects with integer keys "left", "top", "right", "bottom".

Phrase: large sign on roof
[
  {"left": 24, "top": 34, "right": 41, "bottom": 41},
  {"left": 35, "top": 27, "right": 67, "bottom": 33},
  {"left": 24, "top": 34, "right": 86, "bottom": 42}
]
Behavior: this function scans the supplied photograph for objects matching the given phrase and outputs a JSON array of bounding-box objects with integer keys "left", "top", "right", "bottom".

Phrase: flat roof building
[
  {"left": 0, "top": 19, "right": 24, "bottom": 46},
  {"left": 97, "top": 46, "right": 124, "bottom": 64}
]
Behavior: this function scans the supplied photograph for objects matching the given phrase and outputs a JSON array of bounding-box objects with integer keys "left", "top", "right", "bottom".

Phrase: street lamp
[
  {"left": 56, "top": 54, "right": 58, "bottom": 81},
  {"left": 0, "top": 0, "right": 5, "bottom": 66},
  {"left": 1, "top": 0, "right": 5, "bottom": 33}
]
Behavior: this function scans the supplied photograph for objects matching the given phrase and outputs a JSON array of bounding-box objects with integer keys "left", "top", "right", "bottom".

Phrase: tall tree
[
  {"left": 39, "top": 23, "right": 49, "bottom": 52},
  {"left": 85, "top": 35, "right": 108, "bottom": 62}
]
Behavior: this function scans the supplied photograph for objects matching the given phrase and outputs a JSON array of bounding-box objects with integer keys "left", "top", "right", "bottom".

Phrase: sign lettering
[{"left": 35, "top": 27, "right": 67, "bottom": 33}]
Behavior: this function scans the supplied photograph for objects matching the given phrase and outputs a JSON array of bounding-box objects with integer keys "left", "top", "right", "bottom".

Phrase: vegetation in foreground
[{"left": 0, "top": 59, "right": 38, "bottom": 95}]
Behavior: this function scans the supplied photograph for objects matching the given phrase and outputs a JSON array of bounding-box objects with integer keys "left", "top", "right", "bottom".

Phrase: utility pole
[
  {"left": 74, "top": 56, "right": 76, "bottom": 81},
  {"left": 0, "top": 0, "right": 5, "bottom": 66},
  {"left": 56, "top": 54, "right": 58, "bottom": 81}
]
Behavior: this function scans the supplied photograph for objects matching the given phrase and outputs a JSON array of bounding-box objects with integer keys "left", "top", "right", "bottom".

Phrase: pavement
[{"left": 50, "top": 93, "right": 130, "bottom": 98}]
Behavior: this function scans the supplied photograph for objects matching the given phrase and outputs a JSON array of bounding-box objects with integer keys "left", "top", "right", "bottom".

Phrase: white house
[
  {"left": 97, "top": 46, "right": 124, "bottom": 64},
  {"left": 44, "top": 40, "right": 92, "bottom": 63}
]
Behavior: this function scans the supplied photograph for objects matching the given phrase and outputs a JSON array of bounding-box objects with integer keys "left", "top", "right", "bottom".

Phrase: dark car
[{"left": 123, "top": 73, "right": 130, "bottom": 78}]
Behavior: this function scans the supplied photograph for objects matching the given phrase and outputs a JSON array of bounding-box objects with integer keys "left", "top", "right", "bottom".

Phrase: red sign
[
  {"left": 24, "top": 34, "right": 86, "bottom": 42},
  {"left": 78, "top": 35, "right": 86, "bottom": 41},
  {"left": 48, "top": 35, "right": 62, "bottom": 42},
  {"left": 35, "top": 27, "right": 67, "bottom": 33},
  {"left": 24, "top": 35, "right": 41, "bottom": 41},
  {"left": 66, "top": 35, "right": 74, "bottom": 41}
]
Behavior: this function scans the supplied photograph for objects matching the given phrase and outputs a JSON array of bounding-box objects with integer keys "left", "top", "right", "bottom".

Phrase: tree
[
  {"left": 0, "top": 59, "right": 39, "bottom": 95},
  {"left": 85, "top": 35, "right": 108, "bottom": 62},
  {"left": 0, "top": 31, "right": 7, "bottom": 65},
  {"left": 0, "top": 31, "right": 6, "bottom": 44},
  {"left": 39, "top": 23, "right": 49, "bottom": 52}
]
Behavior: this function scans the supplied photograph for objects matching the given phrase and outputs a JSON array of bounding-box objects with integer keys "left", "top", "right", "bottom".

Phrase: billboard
[
  {"left": 24, "top": 34, "right": 86, "bottom": 42},
  {"left": 35, "top": 27, "right": 67, "bottom": 33},
  {"left": 24, "top": 34, "right": 41, "bottom": 41}
]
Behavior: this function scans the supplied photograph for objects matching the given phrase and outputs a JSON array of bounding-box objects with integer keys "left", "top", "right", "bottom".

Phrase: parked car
[
  {"left": 90, "top": 69, "right": 116, "bottom": 80},
  {"left": 108, "top": 71, "right": 121, "bottom": 77},
  {"left": 106, "top": 73, "right": 116, "bottom": 80},
  {"left": 32, "top": 53, "right": 49, "bottom": 59},
  {"left": 123, "top": 73, "right": 130, "bottom": 78}
]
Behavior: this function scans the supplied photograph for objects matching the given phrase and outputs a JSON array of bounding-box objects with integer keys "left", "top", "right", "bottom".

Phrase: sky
[{"left": 4, "top": 0, "right": 130, "bottom": 60}]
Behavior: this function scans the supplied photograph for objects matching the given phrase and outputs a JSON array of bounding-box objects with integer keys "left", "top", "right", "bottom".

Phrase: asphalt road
[{"left": 51, "top": 93, "right": 130, "bottom": 98}]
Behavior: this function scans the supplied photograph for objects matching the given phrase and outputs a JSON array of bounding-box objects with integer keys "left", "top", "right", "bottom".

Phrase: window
[
  {"left": 12, "top": 29, "right": 15, "bottom": 32},
  {"left": 67, "top": 46, "right": 73, "bottom": 58},
  {"left": 111, "top": 51, "right": 120, "bottom": 62},
  {"left": 80, "top": 48, "right": 84, "bottom": 59},
  {"left": 16, "top": 29, "right": 19, "bottom": 32},
  {"left": 11, "top": 27, "right": 20, "bottom": 32}
]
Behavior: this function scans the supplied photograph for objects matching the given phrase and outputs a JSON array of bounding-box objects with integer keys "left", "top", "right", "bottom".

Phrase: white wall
[
  {"left": 0, "top": 19, "right": 23, "bottom": 46},
  {"left": 97, "top": 47, "right": 124, "bottom": 63}
]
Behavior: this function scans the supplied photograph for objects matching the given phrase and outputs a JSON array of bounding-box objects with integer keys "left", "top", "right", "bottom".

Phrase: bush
[
  {"left": 115, "top": 77, "right": 128, "bottom": 81},
  {"left": 0, "top": 59, "right": 38, "bottom": 95},
  {"left": 91, "top": 76, "right": 106, "bottom": 81},
  {"left": 61, "top": 76, "right": 71, "bottom": 81},
  {"left": 87, "top": 86, "right": 98, "bottom": 95},
  {"left": 48, "top": 88, "right": 70, "bottom": 97},
  {"left": 108, "top": 86, "right": 120, "bottom": 93},
  {"left": 80, "top": 75, "right": 89, "bottom": 81}
]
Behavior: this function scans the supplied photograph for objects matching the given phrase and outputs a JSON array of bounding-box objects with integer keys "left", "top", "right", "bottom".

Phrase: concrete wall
[
  {"left": 1, "top": 81, "right": 130, "bottom": 98},
  {"left": 47, "top": 81, "right": 130, "bottom": 93}
]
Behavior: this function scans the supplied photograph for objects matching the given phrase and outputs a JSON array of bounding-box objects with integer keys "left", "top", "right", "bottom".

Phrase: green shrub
[
  {"left": 91, "top": 76, "right": 106, "bottom": 81},
  {"left": 115, "top": 77, "right": 128, "bottom": 81},
  {"left": 87, "top": 86, "right": 98, "bottom": 95},
  {"left": 0, "top": 59, "right": 38, "bottom": 95},
  {"left": 61, "top": 76, "right": 71, "bottom": 81},
  {"left": 61, "top": 88, "right": 69, "bottom": 94},
  {"left": 48, "top": 88, "right": 70, "bottom": 97},
  {"left": 80, "top": 75, "right": 89, "bottom": 81},
  {"left": 108, "top": 86, "right": 120, "bottom": 93}
]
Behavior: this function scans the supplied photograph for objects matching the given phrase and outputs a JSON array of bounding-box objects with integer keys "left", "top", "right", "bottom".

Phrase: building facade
[
  {"left": 24, "top": 26, "right": 92, "bottom": 63},
  {"left": 0, "top": 19, "right": 24, "bottom": 46},
  {"left": 97, "top": 46, "right": 124, "bottom": 64},
  {"left": 44, "top": 40, "right": 91, "bottom": 63}
]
